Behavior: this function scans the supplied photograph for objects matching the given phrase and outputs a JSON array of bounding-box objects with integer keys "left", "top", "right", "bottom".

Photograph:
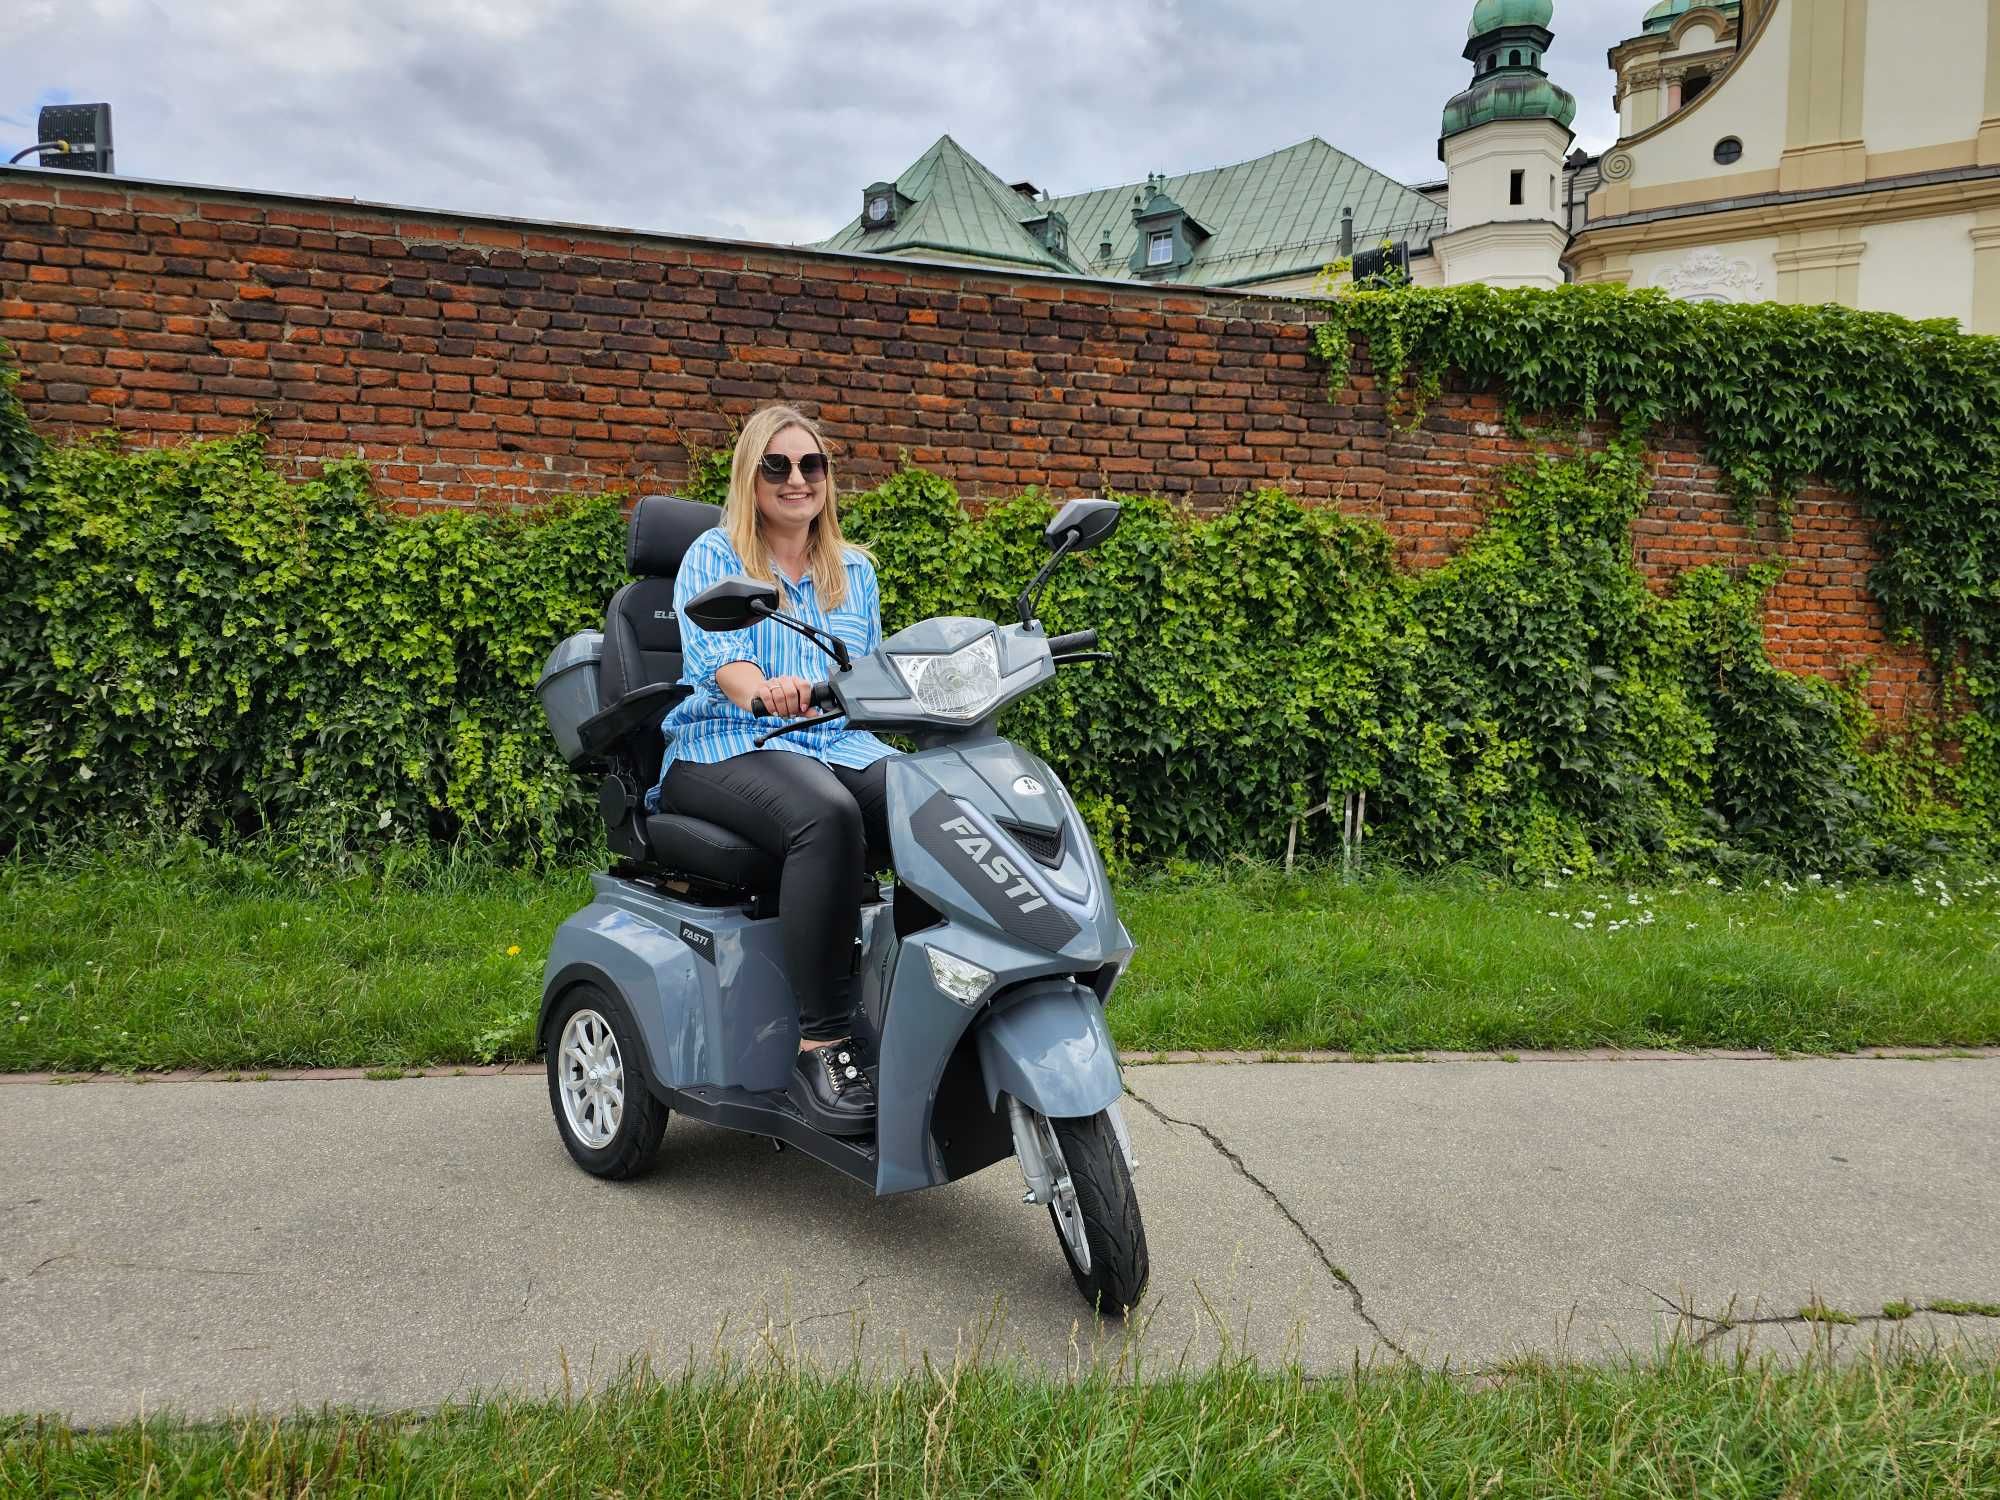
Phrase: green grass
[
  {"left": 3, "top": 853, "right": 1998, "bottom": 1073},
  {"left": 5, "top": 1347, "right": 1997, "bottom": 1498}
]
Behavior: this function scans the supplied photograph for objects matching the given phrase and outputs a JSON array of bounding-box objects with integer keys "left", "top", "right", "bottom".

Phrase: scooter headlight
[
  {"left": 890, "top": 635, "right": 1001, "bottom": 720},
  {"left": 926, "top": 947, "right": 993, "bottom": 1006}
]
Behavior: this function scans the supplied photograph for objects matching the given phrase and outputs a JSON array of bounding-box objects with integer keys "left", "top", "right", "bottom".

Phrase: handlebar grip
[
  {"left": 1047, "top": 628, "right": 1099, "bottom": 655},
  {"left": 751, "top": 682, "right": 839, "bottom": 718}
]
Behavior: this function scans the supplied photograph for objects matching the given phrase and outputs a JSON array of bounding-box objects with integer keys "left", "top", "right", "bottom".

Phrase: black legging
[{"left": 662, "top": 751, "right": 891, "bottom": 1042}]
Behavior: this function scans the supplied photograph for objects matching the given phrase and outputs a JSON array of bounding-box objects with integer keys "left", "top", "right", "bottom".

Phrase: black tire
[
  {"left": 1048, "top": 1109, "right": 1149, "bottom": 1313},
  {"left": 544, "top": 982, "right": 669, "bottom": 1180}
]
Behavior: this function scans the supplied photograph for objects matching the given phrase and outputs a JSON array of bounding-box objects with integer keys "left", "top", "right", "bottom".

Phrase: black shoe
[{"left": 789, "top": 1039, "right": 877, "bottom": 1136}]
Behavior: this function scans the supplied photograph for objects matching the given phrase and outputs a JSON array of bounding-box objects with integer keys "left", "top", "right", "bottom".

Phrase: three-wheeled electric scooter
[{"left": 534, "top": 493, "right": 1147, "bottom": 1309}]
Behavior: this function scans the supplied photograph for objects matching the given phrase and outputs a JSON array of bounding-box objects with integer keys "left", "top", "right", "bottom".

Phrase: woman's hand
[{"left": 759, "top": 674, "right": 816, "bottom": 718}]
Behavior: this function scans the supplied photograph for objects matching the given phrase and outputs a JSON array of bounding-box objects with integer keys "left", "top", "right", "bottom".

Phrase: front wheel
[
  {"left": 1043, "top": 1109, "right": 1149, "bottom": 1312},
  {"left": 545, "top": 983, "right": 669, "bottom": 1180}
]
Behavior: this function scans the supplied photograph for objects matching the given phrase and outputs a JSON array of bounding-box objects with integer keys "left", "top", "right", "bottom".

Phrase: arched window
[{"left": 1510, "top": 48, "right": 1521, "bottom": 66}]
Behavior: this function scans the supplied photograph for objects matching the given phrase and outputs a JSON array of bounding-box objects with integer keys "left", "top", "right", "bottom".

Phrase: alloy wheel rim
[
  {"left": 558, "top": 1008, "right": 625, "bottom": 1149},
  {"left": 1036, "top": 1113, "right": 1091, "bottom": 1274}
]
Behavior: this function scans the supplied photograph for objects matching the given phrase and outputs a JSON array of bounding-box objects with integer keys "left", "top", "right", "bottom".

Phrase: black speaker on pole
[{"left": 35, "top": 103, "right": 114, "bottom": 173}]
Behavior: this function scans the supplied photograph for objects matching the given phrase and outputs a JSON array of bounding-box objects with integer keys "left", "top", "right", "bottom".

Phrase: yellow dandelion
[{"left": 506, "top": 945, "right": 522, "bottom": 957}]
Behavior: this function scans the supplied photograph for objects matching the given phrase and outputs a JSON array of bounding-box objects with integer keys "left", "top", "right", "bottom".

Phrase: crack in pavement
[
  {"left": 26, "top": 1250, "right": 259, "bottom": 1279},
  {"left": 1124, "top": 1085, "right": 1408, "bottom": 1360},
  {"left": 1641, "top": 1286, "right": 2000, "bottom": 1350}
]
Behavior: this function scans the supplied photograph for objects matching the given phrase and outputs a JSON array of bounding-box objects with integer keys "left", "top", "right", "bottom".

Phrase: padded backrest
[
  {"left": 599, "top": 497, "right": 721, "bottom": 786},
  {"left": 601, "top": 495, "right": 720, "bottom": 700},
  {"left": 601, "top": 577, "right": 683, "bottom": 707},
  {"left": 628, "top": 493, "right": 722, "bottom": 579}
]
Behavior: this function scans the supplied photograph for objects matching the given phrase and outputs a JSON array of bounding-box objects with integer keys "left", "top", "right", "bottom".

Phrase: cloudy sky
[{"left": 5, "top": 0, "right": 1646, "bottom": 246}]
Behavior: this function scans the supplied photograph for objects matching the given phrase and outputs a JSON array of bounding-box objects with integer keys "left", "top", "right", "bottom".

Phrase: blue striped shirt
[{"left": 651, "top": 529, "right": 895, "bottom": 802}]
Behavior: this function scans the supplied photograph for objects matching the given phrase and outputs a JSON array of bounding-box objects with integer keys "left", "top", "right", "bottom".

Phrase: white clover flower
[
  {"left": 1626, "top": 893, "right": 1640, "bottom": 906},
  {"left": 1582, "top": 910, "right": 1597, "bottom": 921},
  {"left": 1834, "top": 891, "right": 1847, "bottom": 901},
  {"left": 1686, "top": 921, "right": 1699, "bottom": 929},
  {"left": 1572, "top": 922, "right": 1588, "bottom": 931},
  {"left": 1705, "top": 876, "right": 1722, "bottom": 887}
]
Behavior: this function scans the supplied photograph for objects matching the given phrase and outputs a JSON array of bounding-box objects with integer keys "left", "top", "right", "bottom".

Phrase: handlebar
[
  {"left": 750, "top": 681, "right": 840, "bottom": 718},
  {"left": 1046, "top": 628, "right": 1099, "bottom": 656}
]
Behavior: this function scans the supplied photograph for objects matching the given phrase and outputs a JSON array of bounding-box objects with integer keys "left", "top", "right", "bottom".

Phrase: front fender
[{"left": 974, "top": 979, "right": 1124, "bottom": 1119}]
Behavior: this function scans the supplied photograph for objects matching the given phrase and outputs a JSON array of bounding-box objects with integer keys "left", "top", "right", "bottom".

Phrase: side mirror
[
  {"left": 1045, "top": 498, "right": 1121, "bottom": 553},
  {"left": 683, "top": 575, "right": 779, "bottom": 632}
]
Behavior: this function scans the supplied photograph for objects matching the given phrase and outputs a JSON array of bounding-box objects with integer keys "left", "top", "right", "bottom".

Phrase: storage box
[{"left": 537, "top": 630, "right": 604, "bottom": 765}]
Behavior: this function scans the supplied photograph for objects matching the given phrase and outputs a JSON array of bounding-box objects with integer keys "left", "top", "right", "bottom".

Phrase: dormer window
[
  {"left": 1022, "top": 208, "right": 1071, "bottom": 260},
  {"left": 861, "top": 180, "right": 902, "bottom": 230},
  {"left": 1128, "top": 174, "right": 1210, "bottom": 279}
]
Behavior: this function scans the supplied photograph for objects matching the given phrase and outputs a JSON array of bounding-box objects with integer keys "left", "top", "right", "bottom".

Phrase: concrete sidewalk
[{"left": 3, "top": 1057, "right": 1996, "bottom": 1423}]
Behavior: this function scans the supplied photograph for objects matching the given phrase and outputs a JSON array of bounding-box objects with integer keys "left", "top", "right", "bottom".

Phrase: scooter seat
[{"left": 644, "top": 814, "right": 780, "bottom": 891}]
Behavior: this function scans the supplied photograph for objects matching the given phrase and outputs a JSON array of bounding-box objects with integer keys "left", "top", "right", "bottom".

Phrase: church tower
[{"left": 1432, "top": 0, "right": 1578, "bottom": 288}]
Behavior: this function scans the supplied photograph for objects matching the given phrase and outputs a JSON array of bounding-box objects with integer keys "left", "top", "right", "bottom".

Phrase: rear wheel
[
  {"left": 1044, "top": 1109, "right": 1149, "bottom": 1313},
  {"left": 545, "top": 983, "right": 668, "bottom": 1180}
]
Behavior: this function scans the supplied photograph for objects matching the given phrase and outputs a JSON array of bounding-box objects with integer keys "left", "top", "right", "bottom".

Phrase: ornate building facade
[{"left": 1568, "top": 0, "right": 2000, "bottom": 330}]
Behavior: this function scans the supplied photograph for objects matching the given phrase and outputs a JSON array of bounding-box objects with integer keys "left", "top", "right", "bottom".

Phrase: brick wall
[{"left": 0, "top": 167, "right": 1932, "bottom": 719}]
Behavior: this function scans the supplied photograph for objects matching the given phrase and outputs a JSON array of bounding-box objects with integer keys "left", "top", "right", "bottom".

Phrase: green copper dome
[
  {"left": 1468, "top": 0, "right": 1555, "bottom": 36},
  {"left": 1643, "top": 0, "right": 1739, "bottom": 31},
  {"left": 1441, "top": 73, "right": 1579, "bottom": 138}
]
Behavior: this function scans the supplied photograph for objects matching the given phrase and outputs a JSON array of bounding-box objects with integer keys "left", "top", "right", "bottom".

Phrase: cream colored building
[{"left": 1568, "top": 0, "right": 2000, "bottom": 331}]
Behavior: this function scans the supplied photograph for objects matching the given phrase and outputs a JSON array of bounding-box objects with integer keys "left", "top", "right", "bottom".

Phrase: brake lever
[{"left": 752, "top": 710, "right": 847, "bottom": 749}]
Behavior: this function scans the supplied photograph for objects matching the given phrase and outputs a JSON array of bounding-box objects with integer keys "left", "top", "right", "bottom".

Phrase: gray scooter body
[{"left": 541, "top": 618, "right": 1134, "bottom": 1197}]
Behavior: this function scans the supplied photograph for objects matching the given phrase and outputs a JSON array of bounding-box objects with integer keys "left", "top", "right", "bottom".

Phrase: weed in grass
[
  {"left": 1882, "top": 1301, "right": 1915, "bottom": 1320},
  {"left": 1797, "top": 1300, "right": 1859, "bottom": 1325},
  {"left": 363, "top": 1067, "right": 408, "bottom": 1082},
  {"left": 1929, "top": 1298, "right": 2000, "bottom": 1318}
]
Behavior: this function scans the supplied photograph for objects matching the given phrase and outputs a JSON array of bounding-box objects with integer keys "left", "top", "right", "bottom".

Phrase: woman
[{"left": 656, "top": 404, "right": 893, "bottom": 1135}]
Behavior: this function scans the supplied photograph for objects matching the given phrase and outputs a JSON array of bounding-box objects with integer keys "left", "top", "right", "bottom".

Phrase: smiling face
[{"left": 753, "top": 424, "right": 827, "bottom": 537}]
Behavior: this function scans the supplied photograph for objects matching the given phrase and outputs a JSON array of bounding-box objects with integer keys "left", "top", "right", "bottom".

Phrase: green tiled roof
[
  {"left": 820, "top": 136, "right": 1447, "bottom": 289},
  {"left": 817, "top": 136, "right": 1070, "bottom": 271}
]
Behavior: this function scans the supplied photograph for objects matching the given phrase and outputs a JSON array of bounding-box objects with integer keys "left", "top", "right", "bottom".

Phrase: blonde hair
[{"left": 723, "top": 405, "right": 869, "bottom": 610}]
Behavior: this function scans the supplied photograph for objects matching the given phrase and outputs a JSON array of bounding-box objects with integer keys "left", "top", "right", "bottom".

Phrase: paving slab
[
  {"left": 0, "top": 1071, "right": 1356, "bottom": 1425},
  {"left": 2, "top": 1058, "right": 1996, "bottom": 1424},
  {"left": 1127, "top": 1058, "right": 2000, "bottom": 1368}
]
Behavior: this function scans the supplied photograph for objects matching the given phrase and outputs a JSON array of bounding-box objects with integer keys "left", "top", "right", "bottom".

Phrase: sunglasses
[{"left": 758, "top": 452, "right": 829, "bottom": 484}]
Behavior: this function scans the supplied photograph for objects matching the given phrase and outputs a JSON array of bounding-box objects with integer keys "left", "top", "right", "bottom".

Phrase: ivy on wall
[
  {"left": 1313, "top": 284, "right": 2000, "bottom": 666},
  {"left": 3, "top": 293, "right": 1996, "bottom": 875}
]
